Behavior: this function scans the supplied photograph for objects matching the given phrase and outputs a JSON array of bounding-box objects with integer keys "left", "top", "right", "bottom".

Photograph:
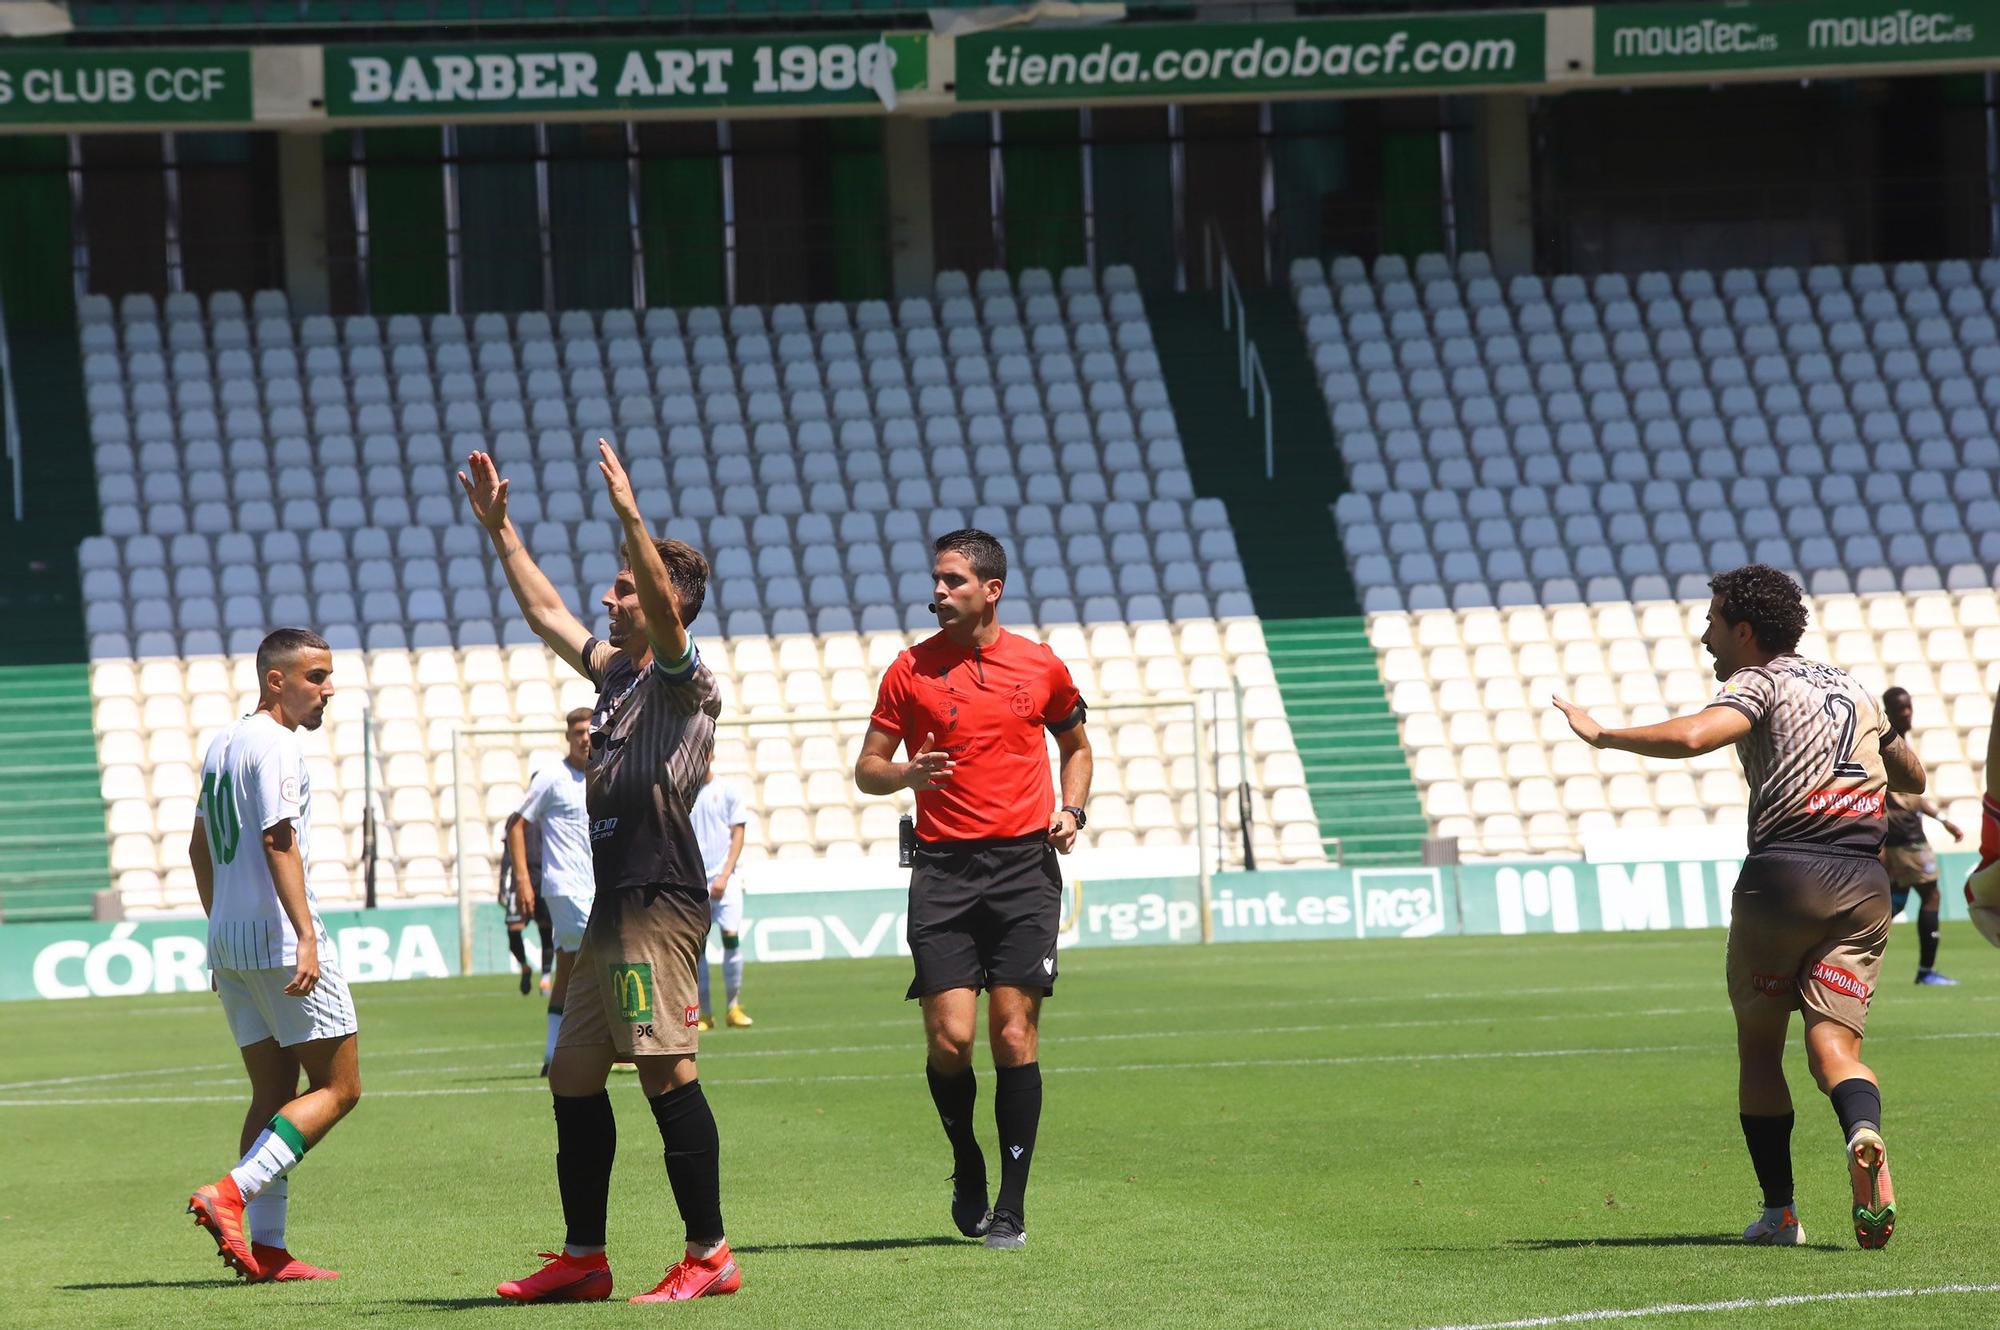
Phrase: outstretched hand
[
  {"left": 596, "top": 438, "right": 640, "bottom": 526},
  {"left": 457, "top": 451, "right": 510, "bottom": 532},
  {"left": 1551, "top": 695, "right": 1604, "bottom": 748},
  {"left": 904, "top": 732, "right": 955, "bottom": 792}
]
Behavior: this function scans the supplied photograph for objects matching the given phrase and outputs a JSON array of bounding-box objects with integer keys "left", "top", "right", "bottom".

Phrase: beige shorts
[
  {"left": 1726, "top": 848, "right": 1890, "bottom": 1036},
  {"left": 557, "top": 886, "right": 708, "bottom": 1057},
  {"left": 1882, "top": 843, "right": 1937, "bottom": 890}
]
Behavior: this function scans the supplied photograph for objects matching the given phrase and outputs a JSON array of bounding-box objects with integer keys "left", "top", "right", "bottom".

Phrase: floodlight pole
[{"left": 1191, "top": 696, "right": 1214, "bottom": 944}]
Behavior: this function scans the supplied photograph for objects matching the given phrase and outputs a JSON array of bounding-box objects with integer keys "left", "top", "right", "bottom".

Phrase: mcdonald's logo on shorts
[{"left": 609, "top": 963, "right": 654, "bottom": 1023}]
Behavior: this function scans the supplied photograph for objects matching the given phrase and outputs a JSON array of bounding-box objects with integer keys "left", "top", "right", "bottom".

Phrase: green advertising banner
[
  {"left": 0, "top": 905, "right": 515, "bottom": 1002},
  {"left": 325, "top": 33, "right": 927, "bottom": 118},
  {"left": 0, "top": 48, "right": 251, "bottom": 124},
  {"left": 0, "top": 856, "right": 1975, "bottom": 1000},
  {"left": 1598, "top": 0, "right": 2000, "bottom": 77},
  {"left": 955, "top": 12, "right": 1544, "bottom": 103}
]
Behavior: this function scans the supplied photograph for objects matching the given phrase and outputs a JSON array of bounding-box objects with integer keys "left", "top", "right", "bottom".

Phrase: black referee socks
[
  {"left": 1738, "top": 1112, "right": 1794, "bottom": 1209},
  {"left": 650, "top": 1080, "right": 725, "bottom": 1245},
  {"left": 927, "top": 1062, "right": 987, "bottom": 1187},
  {"left": 553, "top": 1091, "right": 617, "bottom": 1249},
  {"left": 1830, "top": 1078, "right": 1882, "bottom": 1143},
  {"left": 993, "top": 1062, "right": 1043, "bottom": 1222}
]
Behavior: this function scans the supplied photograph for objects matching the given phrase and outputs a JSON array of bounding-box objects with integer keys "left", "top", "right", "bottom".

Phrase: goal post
[{"left": 445, "top": 692, "right": 1228, "bottom": 970}]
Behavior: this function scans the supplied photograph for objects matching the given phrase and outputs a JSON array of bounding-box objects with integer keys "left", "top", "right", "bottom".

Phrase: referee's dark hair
[
  {"left": 255, "top": 627, "right": 330, "bottom": 679},
  {"left": 1708, "top": 564, "right": 1808, "bottom": 654},
  {"left": 619, "top": 536, "right": 709, "bottom": 628},
  {"left": 934, "top": 528, "right": 1007, "bottom": 585}
]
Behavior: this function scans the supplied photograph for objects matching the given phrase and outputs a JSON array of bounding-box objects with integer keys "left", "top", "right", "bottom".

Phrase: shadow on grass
[
  {"left": 352, "top": 1298, "right": 508, "bottom": 1314},
  {"left": 734, "top": 1236, "right": 966, "bottom": 1254},
  {"left": 1510, "top": 1234, "right": 1846, "bottom": 1253},
  {"left": 62, "top": 1280, "right": 246, "bottom": 1291},
  {"left": 1405, "top": 1233, "right": 1845, "bottom": 1254}
]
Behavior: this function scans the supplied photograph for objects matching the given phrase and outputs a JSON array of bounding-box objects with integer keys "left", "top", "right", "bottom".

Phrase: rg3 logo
[{"left": 684, "top": 1005, "right": 701, "bottom": 1028}]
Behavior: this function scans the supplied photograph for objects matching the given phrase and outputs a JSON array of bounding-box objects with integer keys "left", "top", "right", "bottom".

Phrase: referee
[{"left": 854, "top": 528, "right": 1094, "bottom": 1251}]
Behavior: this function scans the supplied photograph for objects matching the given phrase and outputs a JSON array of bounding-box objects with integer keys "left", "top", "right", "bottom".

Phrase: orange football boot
[
  {"left": 188, "top": 1176, "right": 260, "bottom": 1280},
  {"left": 250, "top": 1245, "right": 339, "bottom": 1281},
  {"left": 1848, "top": 1128, "right": 1897, "bottom": 1249},
  {"left": 628, "top": 1244, "right": 741, "bottom": 1302},
  {"left": 496, "top": 1250, "right": 613, "bottom": 1303}
]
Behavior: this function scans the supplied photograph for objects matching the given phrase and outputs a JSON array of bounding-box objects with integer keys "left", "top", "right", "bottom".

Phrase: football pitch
[{"left": 4, "top": 930, "right": 1997, "bottom": 1330}]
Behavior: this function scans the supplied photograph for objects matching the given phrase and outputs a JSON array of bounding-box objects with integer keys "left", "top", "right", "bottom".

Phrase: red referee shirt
[{"left": 868, "top": 627, "right": 1085, "bottom": 843}]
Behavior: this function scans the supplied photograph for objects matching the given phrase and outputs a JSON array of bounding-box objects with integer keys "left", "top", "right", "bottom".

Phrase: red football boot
[
  {"left": 496, "top": 1250, "right": 613, "bottom": 1303},
  {"left": 188, "top": 1177, "right": 260, "bottom": 1281},
  {"left": 628, "top": 1244, "right": 741, "bottom": 1302},
  {"left": 250, "top": 1244, "right": 340, "bottom": 1281}
]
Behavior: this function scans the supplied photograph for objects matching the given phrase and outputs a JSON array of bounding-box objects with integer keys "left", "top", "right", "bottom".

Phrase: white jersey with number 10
[{"left": 198, "top": 712, "right": 322, "bottom": 970}]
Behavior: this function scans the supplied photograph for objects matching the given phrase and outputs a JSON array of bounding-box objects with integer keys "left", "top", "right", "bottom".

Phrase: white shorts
[
  {"left": 546, "top": 893, "right": 593, "bottom": 952},
  {"left": 216, "top": 944, "right": 358, "bottom": 1049},
  {"left": 710, "top": 880, "right": 746, "bottom": 934}
]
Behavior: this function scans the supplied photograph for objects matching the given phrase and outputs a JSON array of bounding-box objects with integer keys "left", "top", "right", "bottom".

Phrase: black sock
[
  {"left": 508, "top": 930, "right": 529, "bottom": 967},
  {"left": 993, "top": 1062, "right": 1042, "bottom": 1222},
  {"left": 538, "top": 919, "right": 555, "bottom": 973},
  {"left": 926, "top": 1062, "right": 986, "bottom": 1187},
  {"left": 1738, "top": 1112, "right": 1795, "bottom": 1209},
  {"left": 1829, "top": 1078, "right": 1882, "bottom": 1142},
  {"left": 1918, "top": 908, "right": 1940, "bottom": 972},
  {"left": 649, "top": 1080, "right": 724, "bottom": 1245},
  {"left": 553, "top": 1092, "right": 617, "bottom": 1248}
]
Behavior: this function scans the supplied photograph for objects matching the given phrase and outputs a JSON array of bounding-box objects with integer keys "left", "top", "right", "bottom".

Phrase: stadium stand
[
  {"left": 77, "top": 271, "right": 1329, "bottom": 913},
  {"left": 1296, "top": 254, "right": 1994, "bottom": 857}
]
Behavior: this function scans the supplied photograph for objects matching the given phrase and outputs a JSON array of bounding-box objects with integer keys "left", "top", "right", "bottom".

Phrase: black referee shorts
[{"left": 906, "top": 832, "right": 1064, "bottom": 1001}]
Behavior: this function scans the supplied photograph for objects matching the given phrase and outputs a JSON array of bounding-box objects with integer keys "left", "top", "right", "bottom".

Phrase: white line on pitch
[{"left": 1416, "top": 1282, "right": 2000, "bottom": 1330}]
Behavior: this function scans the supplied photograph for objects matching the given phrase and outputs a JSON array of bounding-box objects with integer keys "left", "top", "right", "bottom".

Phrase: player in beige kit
[{"left": 1554, "top": 565, "right": 1925, "bottom": 1251}]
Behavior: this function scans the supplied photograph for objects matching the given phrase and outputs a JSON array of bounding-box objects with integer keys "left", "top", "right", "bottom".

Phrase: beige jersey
[
  {"left": 1882, "top": 791, "right": 1927, "bottom": 847},
  {"left": 1705, "top": 654, "right": 1889, "bottom": 855}
]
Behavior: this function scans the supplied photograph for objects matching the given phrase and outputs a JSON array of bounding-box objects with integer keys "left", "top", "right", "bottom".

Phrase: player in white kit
[
  {"left": 513, "top": 708, "right": 599, "bottom": 1073},
  {"left": 186, "top": 629, "right": 362, "bottom": 1283},
  {"left": 691, "top": 761, "right": 752, "bottom": 1029}
]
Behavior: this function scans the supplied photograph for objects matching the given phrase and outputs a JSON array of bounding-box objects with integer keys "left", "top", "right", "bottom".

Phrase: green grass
[{"left": 3, "top": 931, "right": 1999, "bottom": 1328}]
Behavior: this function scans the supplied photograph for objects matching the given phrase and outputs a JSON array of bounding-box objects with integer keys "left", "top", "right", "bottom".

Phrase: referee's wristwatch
[{"left": 1061, "top": 804, "right": 1088, "bottom": 829}]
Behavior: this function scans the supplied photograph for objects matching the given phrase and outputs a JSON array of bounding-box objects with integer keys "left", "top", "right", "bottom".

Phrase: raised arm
[
  {"left": 1552, "top": 696, "right": 1752, "bottom": 759},
  {"left": 595, "top": 439, "right": 690, "bottom": 669},
  {"left": 459, "top": 451, "right": 595, "bottom": 679}
]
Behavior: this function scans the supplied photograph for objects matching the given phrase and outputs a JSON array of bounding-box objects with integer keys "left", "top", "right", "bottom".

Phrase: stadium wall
[{"left": 6, "top": 854, "right": 1980, "bottom": 1001}]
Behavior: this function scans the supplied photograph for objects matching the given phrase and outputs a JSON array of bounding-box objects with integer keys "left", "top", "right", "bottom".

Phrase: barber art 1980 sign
[{"left": 324, "top": 34, "right": 927, "bottom": 118}]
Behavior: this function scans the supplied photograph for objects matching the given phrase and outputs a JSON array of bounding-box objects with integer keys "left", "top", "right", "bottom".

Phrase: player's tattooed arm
[
  {"left": 459, "top": 450, "right": 596, "bottom": 679},
  {"left": 1551, "top": 695, "right": 1752, "bottom": 759},
  {"left": 1986, "top": 685, "right": 2000, "bottom": 800},
  {"left": 596, "top": 439, "right": 691, "bottom": 671},
  {"left": 1880, "top": 733, "right": 1926, "bottom": 795}
]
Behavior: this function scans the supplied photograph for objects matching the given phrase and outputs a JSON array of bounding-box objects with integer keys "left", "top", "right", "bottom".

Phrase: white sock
[
  {"left": 687, "top": 1239, "right": 724, "bottom": 1260},
  {"left": 696, "top": 954, "right": 712, "bottom": 1012},
  {"left": 564, "top": 1243, "right": 605, "bottom": 1258},
  {"left": 545, "top": 1011, "right": 562, "bottom": 1063},
  {"left": 229, "top": 1117, "right": 305, "bottom": 1199},
  {"left": 722, "top": 952, "right": 744, "bottom": 1007},
  {"left": 247, "top": 1176, "right": 287, "bottom": 1247}
]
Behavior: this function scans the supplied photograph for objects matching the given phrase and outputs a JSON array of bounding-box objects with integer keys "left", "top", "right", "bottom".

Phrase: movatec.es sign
[{"left": 1597, "top": 0, "right": 1999, "bottom": 77}]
